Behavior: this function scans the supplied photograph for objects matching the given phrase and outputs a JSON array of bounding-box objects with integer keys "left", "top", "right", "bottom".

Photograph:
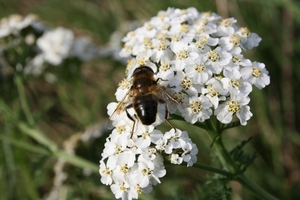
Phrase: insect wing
[
  {"left": 107, "top": 89, "right": 132, "bottom": 129},
  {"left": 158, "top": 86, "right": 183, "bottom": 114}
]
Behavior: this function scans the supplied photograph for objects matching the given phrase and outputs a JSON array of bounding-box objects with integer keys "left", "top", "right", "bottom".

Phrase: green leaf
[
  {"left": 229, "top": 137, "right": 258, "bottom": 172},
  {"left": 219, "top": 121, "right": 241, "bottom": 132}
]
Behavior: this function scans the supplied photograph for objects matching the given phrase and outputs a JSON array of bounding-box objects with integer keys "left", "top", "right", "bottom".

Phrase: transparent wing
[
  {"left": 157, "top": 85, "right": 184, "bottom": 114},
  {"left": 107, "top": 89, "right": 133, "bottom": 129}
]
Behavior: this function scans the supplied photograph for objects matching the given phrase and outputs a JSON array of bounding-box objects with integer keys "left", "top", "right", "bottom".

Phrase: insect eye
[{"left": 133, "top": 66, "right": 154, "bottom": 76}]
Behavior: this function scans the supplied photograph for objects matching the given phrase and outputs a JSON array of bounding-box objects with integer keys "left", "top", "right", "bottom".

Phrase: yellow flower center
[
  {"left": 180, "top": 24, "right": 189, "bottom": 33},
  {"left": 230, "top": 33, "right": 241, "bottom": 47},
  {"left": 158, "top": 13, "right": 165, "bottom": 20},
  {"left": 115, "top": 145, "right": 122, "bottom": 154},
  {"left": 172, "top": 92, "right": 186, "bottom": 104},
  {"left": 195, "top": 23, "right": 206, "bottom": 34},
  {"left": 222, "top": 19, "right": 233, "bottom": 27},
  {"left": 196, "top": 36, "right": 208, "bottom": 50},
  {"left": 180, "top": 76, "right": 193, "bottom": 90},
  {"left": 230, "top": 78, "right": 240, "bottom": 88},
  {"left": 207, "top": 85, "right": 219, "bottom": 97},
  {"left": 207, "top": 50, "right": 220, "bottom": 62},
  {"left": 102, "top": 168, "right": 112, "bottom": 175},
  {"left": 120, "top": 182, "right": 127, "bottom": 191},
  {"left": 121, "top": 164, "right": 130, "bottom": 174},
  {"left": 240, "top": 27, "right": 251, "bottom": 37},
  {"left": 123, "top": 44, "right": 132, "bottom": 53},
  {"left": 227, "top": 100, "right": 240, "bottom": 113},
  {"left": 126, "top": 58, "right": 136, "bottom": 74},
  {"left": 142, "top": 168, "right": 148, "bottom": 175},
  {"left": 143, "top": 37, "right": 153, "bottom": 50},
  {"left": 142, "top": 131, "right": 150, "bottom": 139},
  {"left": 171, "top": 34, "right": 181, "bottom": 42},
  {"left": 137, "top": 56, "right": 147, "bottom": 66},
  {"left": 158, "top": 40, "right": 167, "bottom": 51},
  {"left": 145, "top": 22, "right": 153, "bottom": 30},
  {"left": 232, "top": 55, "right": 241, "bottom": 63},
  {"left": 116, "top": 125, "right": 126, "bottom": 134},
  {"left": 156, "top": 32, "right": 167, "bottom": 40},
  {"left": 128, "top": 31, "right": 136, "bottom": 39},
  {"left": 118, "top": 78, "right": 131, "bottom": 90},
  {"left": 195, "top": 64, "right": 205, "bottom": 73},
  {"left": 135, "top": 184, "right": 142, "bottom": 194},
  {"left": 176, "top": 50, "right": 189, "bottom": 60},
  {"left": 252, "top": 67, "right": 261, "bottom": 77},
  {"left": 190, "top": 101, "right": 202, "bottom": 114},
  {"left": 160, "top": 61, "right": 171, "bottom": 72}
]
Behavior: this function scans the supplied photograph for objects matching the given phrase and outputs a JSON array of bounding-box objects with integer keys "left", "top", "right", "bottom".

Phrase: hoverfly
[{"left": 108, "top": 65, "right": 181, "bottom": 136}]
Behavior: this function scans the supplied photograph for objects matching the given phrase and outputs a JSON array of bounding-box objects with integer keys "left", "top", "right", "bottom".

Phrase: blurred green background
[{"left": 0, "top": 0, "right": 300, "bottom": 199}]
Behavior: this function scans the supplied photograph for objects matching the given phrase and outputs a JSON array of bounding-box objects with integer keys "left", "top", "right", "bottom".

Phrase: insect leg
[
  {"left": 159, "top": 99, "right": 177, "bottom": 132},
  {"left": 125, "top": 104, "right": 136, "bottom": 138}
]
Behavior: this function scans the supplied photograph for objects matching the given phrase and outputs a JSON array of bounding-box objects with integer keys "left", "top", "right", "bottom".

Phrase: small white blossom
[
  {"left": 136, "top": 126, "right": 155, "bottom": 149},
  {"left": 156, "top": 57, "right": 176, "bottom": 86},
  {"left": 0, "top": 13, "right": 99, "bottom": 79},
  {"left": 170, "top": 70, "right": 200, "bottom": 96},
  {"left": 221, "top": 68, "right": 252, "bottom": 97},
  {"left": 110, "top": 121, "right": 132, "bottom": 147},
  {"left": 151, "top": 38, "right": 173, "bottom": 63},
  {"left": 241, "top": 61, "right": 270, "bottom": 89},
  {"left": 237, "top": 27, "right": 262, "bottom": 50},
  {"left": 0, "top": 14, "right": 45, "bottom": 38},
  {"left": 215, "top": 95, "right": 253, "bottom": 125},
  {"left": 170, "top": 154, "right": 183, "bottom": 165},
  {"left": 110, "top": 181, "right": 131, "bottom": 200},
  {"left": 99, "top": 156, "right": 117, "bottom": 185},
  {"left": 189, "top": 33, "right": 219, "bottom": 54},
  {"left": 205, "top": 47, "right": 232, "bottom": 74},
  {"left": 107, "top": 102, "right": 132, "bottom": 129},
  {"left": 170, "top": 41, "right": 197, "bottom": 71},
  {"left": 216, "top": 17, "right": 238, "bottom": 37},
  {"left": 202, "top": 77, "right": 228, "bottom": 109},
  {"left": 37, "top": 27, "right": 74, "bottom": 65},
  {"left": 115, "top": 78, "right": 131, "bottom": 101},
  {"left": 185, "top": 54, "right": 213, "bottom": 85},
  {"left": 219, "top": 32, "right": 244, "bottom": 53},
  {"left": 183, "top": 95, "right": 212, "bottom": 124}
]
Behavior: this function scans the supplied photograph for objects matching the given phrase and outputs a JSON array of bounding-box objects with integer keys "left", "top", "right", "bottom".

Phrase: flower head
[
  {"left": 101, "top": 7, "right": 269, "bottom": 199},
  {"left": 37, "top": 27, "right": 75, "bottom": 65}
]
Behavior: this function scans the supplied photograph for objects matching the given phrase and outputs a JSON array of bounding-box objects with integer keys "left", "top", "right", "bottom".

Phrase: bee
[{"left": 109, "top": 65, "right": 180, "bottom": 135}]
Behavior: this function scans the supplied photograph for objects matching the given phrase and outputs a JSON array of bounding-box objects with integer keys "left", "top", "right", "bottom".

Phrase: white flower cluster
[
  {"left": 36, "top": 27, "right": 98, "bottom": 66},
  {"left": 100, "top": 7, "right": 270, "bottom": 200},
  {"left": 119, "top": 7, "right": 270, "bottom": 126},
  {"left": 100, "top": 122, "right": 198, "bottom": 199},
  {"left": 0, "top": 14, "right": 98, "bottom": 78},
  {"left": 0, "top": 14, "right": 46, "bottom": 38},
  {"left": 25, "top": 27, "right": 98, "bottom": 77}
]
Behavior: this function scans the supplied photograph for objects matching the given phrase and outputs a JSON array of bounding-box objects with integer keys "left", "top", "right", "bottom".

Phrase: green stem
[
  {"left": 15, "top": 74, "right": 35, "bottom": 127},
  {"left": 235, "top": 174, "right": 279, "bottom": 200},
  {"left": 204, "top": 123, "right": 278, "bottom": 200},
  {"left": 18, "top": 122, "right": 58, "bottom": 152},
  {"left": 205, "top": 128, "right": 238, "bottom": 174},
  {"left": 192, "top": 163, "right": 232, "bottom": 177},
  {"left": 18, "top": 123, "right": 99, "bottom": 173},
  {"left": 2, "top": 125, "right": 17, "bottom": 192},
  {"left": 55, "top": 151, "right": 99, "bottom": 173}
]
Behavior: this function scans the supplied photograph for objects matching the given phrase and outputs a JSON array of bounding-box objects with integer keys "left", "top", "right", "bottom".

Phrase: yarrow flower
[
  {"left": 0, "top": 14, "right": 98, "bottom": 79},
  {"left": 36, "top": 27, "right": 98, "bottom": 66},
  {"left": 100, "top": 7, "right": 270, "bottom": 200},
  {"left": 37, "top": 27, "right": 75, "bottom": 65}
]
